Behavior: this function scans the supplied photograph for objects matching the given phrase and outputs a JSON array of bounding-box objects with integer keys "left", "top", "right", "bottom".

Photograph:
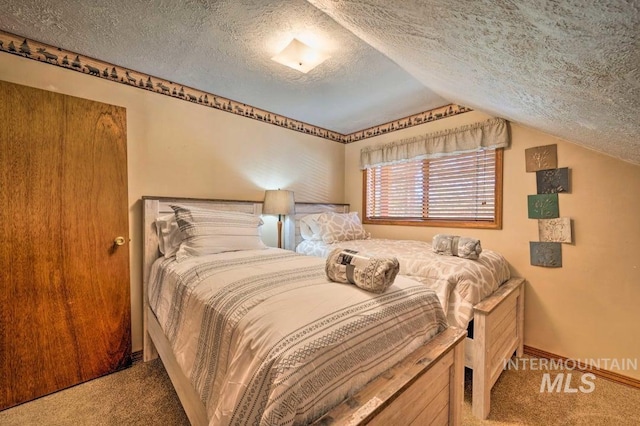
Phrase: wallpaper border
[{"left": 0, "top": 30, "right": 471, "bottom": 143}]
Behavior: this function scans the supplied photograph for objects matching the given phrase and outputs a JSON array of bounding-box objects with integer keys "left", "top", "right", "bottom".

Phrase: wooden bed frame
[
  {"left": 285, "top": 202, "right": 525, "bottom": 420},
  {"left": 142, "top": 196, "right": 466, "bottom": 426}
]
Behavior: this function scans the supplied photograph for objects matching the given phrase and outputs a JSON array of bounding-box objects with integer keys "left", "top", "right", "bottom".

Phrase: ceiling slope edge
[{"left": 0, "top": 30, "right": 471, "bottom": 143}]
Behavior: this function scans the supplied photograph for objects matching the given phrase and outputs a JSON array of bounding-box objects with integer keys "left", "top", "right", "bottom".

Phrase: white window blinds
[{"left": 365, "top": 149, "right": 500, "bottom": 224}]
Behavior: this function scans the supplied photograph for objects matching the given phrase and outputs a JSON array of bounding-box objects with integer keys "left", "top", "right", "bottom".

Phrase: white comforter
[
  {"left": 296, "top": 239, "right": 511, "bottom": 329},
  {"left": 149, "top": 248, "right": 447, "bottom": 425}
]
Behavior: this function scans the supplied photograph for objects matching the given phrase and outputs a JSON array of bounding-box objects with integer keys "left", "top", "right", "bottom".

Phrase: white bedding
[
  {"left": 148, "top": 248, "right": 447, "bottom": 425},
  {"left": 296, "top": 239, "right": 511, "bottom": 329}
]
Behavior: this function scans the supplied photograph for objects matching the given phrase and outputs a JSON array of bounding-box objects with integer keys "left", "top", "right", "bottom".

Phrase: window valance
[{"left": 360, "top": 117, "right": 509, "bottom": 169}]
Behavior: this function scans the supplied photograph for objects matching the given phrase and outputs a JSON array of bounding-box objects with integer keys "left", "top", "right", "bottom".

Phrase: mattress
[
  {"left": 296, "top": 239, "right": 511, "bottom": 329},
  {"left": 148, "top": 248, "right": 447, "bottom": 425}
]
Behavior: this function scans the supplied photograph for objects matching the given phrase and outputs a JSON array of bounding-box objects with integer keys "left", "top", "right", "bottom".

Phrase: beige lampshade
[{"left": 263, "top": 190, "right": 295, "bottom": 215}]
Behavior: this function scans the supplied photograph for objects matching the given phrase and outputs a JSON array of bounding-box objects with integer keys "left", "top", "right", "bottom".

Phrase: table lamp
[{"left": 262, "top": 189, "right": 295, "bottom": 249}]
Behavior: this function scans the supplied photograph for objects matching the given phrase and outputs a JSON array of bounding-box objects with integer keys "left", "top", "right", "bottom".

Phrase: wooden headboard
[{"left": 283, "top": 202, "right": 350, "bottom": 251}]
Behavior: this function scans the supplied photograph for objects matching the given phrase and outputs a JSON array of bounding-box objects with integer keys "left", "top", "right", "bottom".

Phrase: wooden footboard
[
  {"left": 147, "top": 308, "right": 465, "bottom": 426},
  {"left": 465, "top": 277, "right": 525, "bottom": 419},
  {"left": 315, "top": 327, "right": 466, "bottom": 426}
]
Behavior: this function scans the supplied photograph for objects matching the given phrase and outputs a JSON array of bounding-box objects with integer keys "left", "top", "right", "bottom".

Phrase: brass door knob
[{"left": 114, "top": 236, "right": 126, "bottom": 246}]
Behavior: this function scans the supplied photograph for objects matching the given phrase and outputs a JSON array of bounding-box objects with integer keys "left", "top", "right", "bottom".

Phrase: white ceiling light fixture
[{"left": 271, "top": 38, "right": 330, "bottom": 73}]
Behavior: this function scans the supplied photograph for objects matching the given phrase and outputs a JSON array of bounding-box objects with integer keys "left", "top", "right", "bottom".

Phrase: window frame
[{"left": 362, "top": 148, "right": 503, "bottom": 229}]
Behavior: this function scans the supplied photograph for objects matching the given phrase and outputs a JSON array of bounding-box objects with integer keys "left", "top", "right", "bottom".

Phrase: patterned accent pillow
[
  {"left": 317, "top": 212, "right": 370, "bottom": 243},
  {"left": 170, "top": 205, "right": 267, "bottom": 261}
]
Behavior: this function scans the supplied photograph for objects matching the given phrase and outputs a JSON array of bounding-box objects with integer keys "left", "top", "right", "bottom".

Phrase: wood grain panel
[
  {"left": 471, "top": 278, "right": 525, "bottom": 419},
  {"left": 412, "top": 383, "right": 449, "bottom": 425},
  {"left": 0, "top": 80, "right": 131, "bottom": 410},
  {"left": 426, "top": 400, "right": 449, "bottom": 426},
  {"left": 313, "top": 328, "right": 465, "bottom": 425},
  {"left": 367, "top": 352, "right": 452, "bottom": 425}
]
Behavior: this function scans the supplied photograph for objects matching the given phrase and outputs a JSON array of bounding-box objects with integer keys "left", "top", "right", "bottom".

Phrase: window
[{"left": 363, "top": 148, "right": 502, "bottom": 228}]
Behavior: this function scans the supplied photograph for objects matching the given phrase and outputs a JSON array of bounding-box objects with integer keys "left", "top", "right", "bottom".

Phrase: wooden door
[{"left": 0, "top": 80, "right": 131, "bottom": 410}]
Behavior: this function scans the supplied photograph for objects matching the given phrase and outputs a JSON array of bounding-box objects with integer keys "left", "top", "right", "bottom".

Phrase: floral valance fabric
[{"left": 360, "top": 117, "right": 510, "bottom": 169}]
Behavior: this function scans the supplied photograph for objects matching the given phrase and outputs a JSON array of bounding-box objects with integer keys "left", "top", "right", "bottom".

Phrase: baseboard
[
  {"left": 132, "top": 350, "right": 144, "bottom": 365},
  {"left": 524, "top": 345, "right": 640, "bottom": 390}
]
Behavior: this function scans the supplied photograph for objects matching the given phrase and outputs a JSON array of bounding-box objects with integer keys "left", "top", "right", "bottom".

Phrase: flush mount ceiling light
[{"left": 271, "top": 38, "right": 329, "bottom": 73}]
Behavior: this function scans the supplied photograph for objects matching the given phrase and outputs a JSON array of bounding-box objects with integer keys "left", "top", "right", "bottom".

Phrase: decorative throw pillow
[
  {"left": 317, "top": 212, "right": 369, "bottom": 243},
  {"left": 299, "top": 213, "right": 322, "bottom": 240},
  {"left": 154, "top": 213, "right": 183, "bottom": 258},
  {"left": 170, "top": 204, "right": 267, "bottom": 261}
]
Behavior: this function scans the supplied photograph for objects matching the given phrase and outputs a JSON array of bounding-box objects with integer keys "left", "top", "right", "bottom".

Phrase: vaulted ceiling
[{"left": 1, "top": 0, "right": 638, "bottom": 164}]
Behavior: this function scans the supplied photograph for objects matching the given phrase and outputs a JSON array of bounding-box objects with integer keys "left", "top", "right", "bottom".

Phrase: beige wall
[
  {"left": 0, "top": 53, "right": 345, "bottom": 353},
  {"left": 346, "top": 110, "right": 640, "bottom": 379}
]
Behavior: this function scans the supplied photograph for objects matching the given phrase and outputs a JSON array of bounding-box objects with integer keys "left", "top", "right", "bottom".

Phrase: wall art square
[
  {"left": 528, "top": 193, "right": 559, "bottom": 219},
  {"left": 525, "top": 144, "right": 558, "bottom": 172},
  {"left": 538, "top": 217, "right": 572, "bottom": 243},
  {"left": 530, "top": 242, "right": 562, "bottom": 267},
  {"left": 536, "top": 167, "right": 569, "bottom": 194}
]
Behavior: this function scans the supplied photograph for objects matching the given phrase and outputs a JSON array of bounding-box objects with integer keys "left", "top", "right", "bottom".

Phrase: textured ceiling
[
  {"left": 0, "top": 0, "right": 446, "bottom": 134},
  {"left": 0, "top": 1, "right": 638, "bottom": 164},
  {"left": 309, "top": 0, "right": 640, "bottom": 164}
]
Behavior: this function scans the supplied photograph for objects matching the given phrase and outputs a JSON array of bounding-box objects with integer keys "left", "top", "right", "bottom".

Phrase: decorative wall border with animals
[{"left": 0, "top": 30, "right": 471, "bottom": 143}]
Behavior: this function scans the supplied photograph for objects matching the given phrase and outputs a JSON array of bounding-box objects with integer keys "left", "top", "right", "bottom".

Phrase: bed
[
  {"left": 285, "top": 203, "right": 525, "bottom": 420},
  {"left": 142, "top": 196, "right": 467, "bottom": 426}
]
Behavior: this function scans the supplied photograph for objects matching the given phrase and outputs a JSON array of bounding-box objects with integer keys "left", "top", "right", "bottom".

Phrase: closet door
[{"left": 0, "top": 80, "right": 131, "bottom": 410}]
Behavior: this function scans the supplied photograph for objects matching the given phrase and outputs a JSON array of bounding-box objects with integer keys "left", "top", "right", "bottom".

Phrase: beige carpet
[{"left": 1, "top": 356, "right": 638, "bottom": 425}]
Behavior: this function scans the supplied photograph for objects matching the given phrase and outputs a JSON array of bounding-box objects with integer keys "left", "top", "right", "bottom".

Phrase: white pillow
[
  {"left": 299, "top": 213, "right": 322, "bottom": 240},
  {"left": 171, "top": 204, "right": 267, "bottom": 261},
  {"left": 316, "top": 212, "right": 370, "bottom": 243},
  {"left": 154, "top": 214, "right": 183, "bottom": 258}
]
